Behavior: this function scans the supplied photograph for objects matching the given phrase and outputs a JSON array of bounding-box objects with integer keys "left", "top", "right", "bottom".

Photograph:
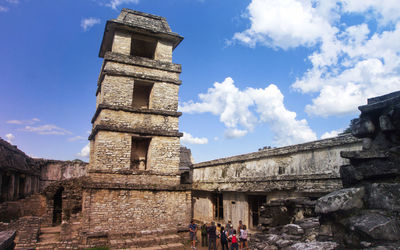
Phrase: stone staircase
[{"left": 110, "top": 233, "right": 185, "bottom": 249}]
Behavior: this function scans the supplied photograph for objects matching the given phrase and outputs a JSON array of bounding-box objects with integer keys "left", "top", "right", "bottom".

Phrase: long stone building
[{"left": 192, "top": 135, "right": 362, "bottom": 230}]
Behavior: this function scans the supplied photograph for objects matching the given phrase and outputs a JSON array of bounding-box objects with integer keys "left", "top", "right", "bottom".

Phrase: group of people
[{"left": 189, "top": 220, "right": 249, "bottom": 250}]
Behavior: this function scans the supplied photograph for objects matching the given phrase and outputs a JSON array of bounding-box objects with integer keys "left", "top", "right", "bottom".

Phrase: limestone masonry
[{"left": 83, "top": 8, "right": 191, "bottom": 248}]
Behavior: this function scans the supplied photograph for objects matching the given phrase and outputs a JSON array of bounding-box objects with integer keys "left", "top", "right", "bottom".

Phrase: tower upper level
[{"left": 99, "top": 9, "right": 183, "bottom": 62}]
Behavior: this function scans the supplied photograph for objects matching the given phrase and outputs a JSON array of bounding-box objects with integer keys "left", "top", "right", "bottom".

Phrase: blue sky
[{"left": 1, "top": 0, "right": 399, "bottom": 163}]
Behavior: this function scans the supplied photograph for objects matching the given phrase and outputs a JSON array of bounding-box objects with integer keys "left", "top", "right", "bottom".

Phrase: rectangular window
[
  {"left": 132, "top": 80, "right": 153, "bottom": 109},
  {"left": 131, "top": 36, "right": 157, "bottom": 59},
  {"left": 131, "top": 137, "right": 151, "bottom": 170}
]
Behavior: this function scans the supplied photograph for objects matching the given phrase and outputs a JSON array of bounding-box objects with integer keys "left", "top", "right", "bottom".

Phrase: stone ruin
[
  {"left": 0, "top": 8, "right": 399, "bottom": 250},
  {"left": 249, "top": 91, "right": 400, "bottom": 249},
  {"left": 315, "top": 91, "right": 400, "bottom": 249}
]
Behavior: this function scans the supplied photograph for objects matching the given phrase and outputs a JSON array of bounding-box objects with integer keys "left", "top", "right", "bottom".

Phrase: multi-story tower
[{"left": 82, "top": 9, "right": 191, "bottom": 247}]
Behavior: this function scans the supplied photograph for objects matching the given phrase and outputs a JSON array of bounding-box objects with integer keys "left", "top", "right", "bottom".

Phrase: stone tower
[{"left": 82, "top": 9, "right": 191, "bottom": 247}]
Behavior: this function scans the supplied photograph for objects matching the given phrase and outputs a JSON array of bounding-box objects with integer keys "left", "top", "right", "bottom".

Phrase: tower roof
[{"left": 99, "top": 9, "right": 183, "bottom": 58}]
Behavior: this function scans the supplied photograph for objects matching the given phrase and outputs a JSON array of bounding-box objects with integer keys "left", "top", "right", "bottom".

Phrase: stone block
[
  {"left": 285, "top": 241, "right": 338, "bottom": 250},
  {"left": 282, "top": 224, "right": 304, "bottom": 235},
  {"left": 315, "top": 187, "right": 365, "bottom": 214},
  {"left": 367, "top": 183, "right": 400, "bottom": 211},
  {"left": 345, "top": 210, "right": 400, "bottom": 241}
]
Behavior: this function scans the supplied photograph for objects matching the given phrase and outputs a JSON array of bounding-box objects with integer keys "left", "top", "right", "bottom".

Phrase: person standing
[
  {"left": 225, "top": 220, "right": 233, "bottom": 236},
  {"left": 239, "top": 225, "right": 248, "bottom": 250},
  {"left": 230, "top": 229, "right": 239, "bottom": 250},
  {"left": 189, "top": 220, "right": 198, "bottom": 250},
  {"left": 216, "top": 223, "right": 222, "bottom": 249},
  {"left": 220, "top": 226, "right": 229, "bottom": 250},
  {"left": 207, "top": 221, "right": 217, "bottom": 250},
  {"left": 201, "top": 222, "right": 208, "bottom": 247}
]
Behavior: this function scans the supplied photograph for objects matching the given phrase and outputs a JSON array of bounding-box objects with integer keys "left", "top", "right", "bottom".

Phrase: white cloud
[
  {"left": 68, "top": 136, "right": 87, "bottom": 142},
  {"left": 81, "top": 17, "right": 101, "bottom": 32},
  {"left": 181, "top": 132, "right": 208, "bottom": 145},
  {"left": 21, "top": 124, "right": 72, "bottom": 135},
  {"left": 321, "top": 130, "right": 340, "bottom": 139},
  {"left": 224, "top": 129, "right": 248, "bottom": 139},
  {"left": 6, "top": 118, "right": 40, "bottom": 125},
  {"left": 180, "top": 77, "right": 317, "bottom": 146},
  {"left": 0, "top": 6, "right": 9, "bottom": 12},
  {"left": 233, "top": 0, "right": 336, "bottom": 49},
  {"left": 77, "top": 143, "right": 90, "bottom": 158},
  {"left": 6, "top": 0, "right": 19, "bottom": 4},
  {"left": 234, "top": 0, "right": 400, "bottom": 117},
  {"left": 106, "top": 0, "right": 139, "bottom": 10},
  {"left": 5, "top": 133, "right": 14, "bottom": 144}
]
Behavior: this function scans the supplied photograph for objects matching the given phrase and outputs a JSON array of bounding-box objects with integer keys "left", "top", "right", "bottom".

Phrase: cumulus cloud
[
  {"left": 5, "top": 133, "right": 15, "bottom": 144},
  {"left": 321, "top": 130, "right": 340, "bottom": 139},
  {"left": 106, "top": 0, "right": 139, "bottom": 10},
  {"left": 181, "top": 132, "right": 208, "bottom": 145},
  {"left": 21, "top": 124, "right": 72, "bottom": 135},
  {"left": 234, "top": 0, "right": 400, "bottom": 117},
  {"left": 77, "top": 143, "right": 90, "bottom": 158},
  {"left": 180, "top": 77, "right": 317, "bottom": 146},
  {"left": 233, "top": 0, "right": 336, "bottom": 49},
  {"left": 81, "top": 17, "right": 101, "bottom": 31}
]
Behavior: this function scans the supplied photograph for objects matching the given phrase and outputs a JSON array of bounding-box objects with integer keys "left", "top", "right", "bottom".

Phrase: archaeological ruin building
[{"left": 0, "top": 8, "right": 399, "bottom": 250}]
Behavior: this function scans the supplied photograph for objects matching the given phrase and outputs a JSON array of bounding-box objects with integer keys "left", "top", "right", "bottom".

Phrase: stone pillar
[
  {"left": 154, "top": 40, "right": 173, "bottom": 62},
  {"left": 112, "top": 31, "right": 131, "bottom": 55},
  {"left": 14, "top": 174, "right": 19, "bottom": 200},
  {"left": 8, "top": 174, "right": 15, "bottom": 201}
]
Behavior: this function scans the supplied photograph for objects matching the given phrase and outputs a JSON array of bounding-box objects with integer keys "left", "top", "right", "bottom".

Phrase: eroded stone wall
[
  {"left": 81, "top": 189, "right": 191, "bottom": 235},
  {"left": 193, "top": 134, "right": 362, "bottom": 193},
  {"left": 39, "top": 160, "right": 88, "bottom": 191}
]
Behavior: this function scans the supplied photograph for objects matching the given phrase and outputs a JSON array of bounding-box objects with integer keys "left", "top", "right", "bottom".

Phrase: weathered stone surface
[
  {"left": 276, "top": 239, "right": 293, "bottom": 248},
  {"left": 0, "top": 230, "right": 15, "bottom": 249},
  {"left": 193, "top": 134, "right": 361, "bottom": 192},
  {"left": 81, "top": 189, "right": 191, "bottom": 234},
  {"left": 340, "top": 159, "right": 400, "bottom": 186},
  {"left": 315, "top": 187, "right": 365, "bottom": 214},
  {"left": 346, "top": 210, "right": 400, "bottom": 241},
  {"left": 351, "top": 118, "right": 375, "bottom": 138},
  {"left": 284, "top": 241, "right": 338, "bottom": 250},
  {"left": 283, "top": 224, "right": 304, "bottom": 235},
  {"left": 367, "top": 183, "right": 400, "bottom": 211}
]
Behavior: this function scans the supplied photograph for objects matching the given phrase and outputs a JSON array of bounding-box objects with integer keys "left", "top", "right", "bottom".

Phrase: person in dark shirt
[
  {"left": 207, "top": 221, "right": 217, "bottom": 250},
  {"left": 201, "top": 222, "right": 208, "bottom": 247},
  {"left": 220, "top": 226, "right": 229, "bottom": 250},
  {"left": 189, "top": 220, "right": 198, "bottom": 249}
]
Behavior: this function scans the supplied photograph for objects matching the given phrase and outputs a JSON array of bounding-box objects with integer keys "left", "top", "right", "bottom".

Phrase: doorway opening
[
  {"left": 213, "top": 193, "right": 223, "bottom": 220},
  {"left": 249, "top": 195, "right": 266, "bottom": 229},
  {"left": 52, "top": 187, "right": 64, "bottom": 226},
  {"left": 18, "top": 175, "right": 26, "bottom": 199}
]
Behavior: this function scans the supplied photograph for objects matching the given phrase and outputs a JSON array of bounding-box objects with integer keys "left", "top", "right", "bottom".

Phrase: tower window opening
[
  {"left": 132, "top": 80, "right": 153, "bottom": 109},
  {"left": 131, "top": 36, "right": 157, "bottom": 59},
  {"left": 131, "top": 137, "right": 151, "bottom": 170}
]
